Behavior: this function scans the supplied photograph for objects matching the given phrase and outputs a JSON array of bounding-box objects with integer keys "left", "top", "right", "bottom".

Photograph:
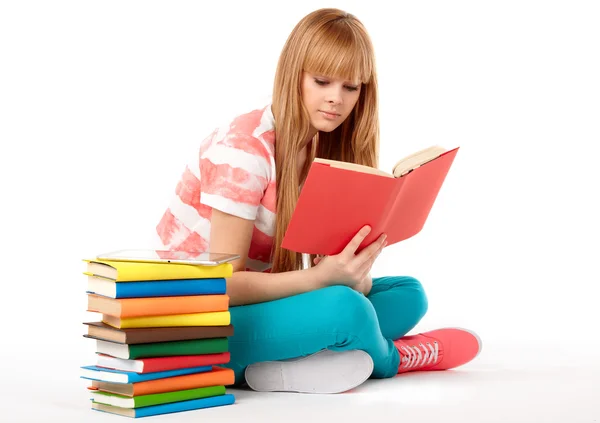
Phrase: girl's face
[{"left": 301, "top": 71, "right": 362, "bottom": 133}]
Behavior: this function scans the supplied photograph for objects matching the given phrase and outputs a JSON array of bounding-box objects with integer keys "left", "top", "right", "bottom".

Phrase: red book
[
  {"left": 282, "top": 146, "right": 459, "bottom": 255},
  {"left": 95, "top": 352, "right": 230, "bottom": 373}
]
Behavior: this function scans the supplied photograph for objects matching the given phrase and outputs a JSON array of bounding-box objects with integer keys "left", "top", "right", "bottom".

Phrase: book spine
[
  {"left": 135, "top": 393, "right": 235, "bottom": 417},
  {"left": 116, "top": 295, "right": 230, "bottom": 318},
  {"left": 128, "top": 338, "right": 228, "bottom": 359},
  {"left": 127, "top": 365, "right": 212, "bottom": 383},
  {"left": 113, "top": 311, "right": 231, "bottom": 329},
  {"left": 124, "top": 325, "right": 234, "bottom": 344},
  {"left": 115, "top": 279, "right": 226, "bottom": 298},
  {"left": 113, "top": 262, "right": 233, "bottom": 281},
  {"left": 380, "top": 177, "right": 407, "bottom": 235},
  {"left": 133, "top": 367, "right": 235, "bottom": 396},
  {"left": 135, "top": 385, "right": 226, "bottom": 408},
  {"left": 141, "top": 353, "right": 231, "bottom": 373}
]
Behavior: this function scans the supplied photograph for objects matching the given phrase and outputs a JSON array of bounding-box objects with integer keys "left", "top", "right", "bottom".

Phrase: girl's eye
[{"left": 314, "top": 79, "right": 359, "bottom": 92}]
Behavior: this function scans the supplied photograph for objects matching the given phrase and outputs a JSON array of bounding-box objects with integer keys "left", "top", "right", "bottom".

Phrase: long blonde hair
[{"left": 271, "top": 8, "right": 380, "bottom": 273}]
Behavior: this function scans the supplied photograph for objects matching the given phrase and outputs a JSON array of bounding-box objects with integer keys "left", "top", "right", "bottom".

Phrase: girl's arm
[
  {"left": 211, "top": 209, "right": 385, "bottom": 306},
  {"left": 226, "top": 267, "right": 326, "bottom": 306},
  {"left": 209, "top": 209, "right": 326, "bottom": 306}
]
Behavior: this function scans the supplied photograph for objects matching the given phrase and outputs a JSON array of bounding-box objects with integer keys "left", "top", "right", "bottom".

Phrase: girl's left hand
[{"left": 313, "top": 255, "right": 373, "bottom": 296}]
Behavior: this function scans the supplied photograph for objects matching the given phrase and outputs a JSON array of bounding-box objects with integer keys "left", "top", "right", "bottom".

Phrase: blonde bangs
[{"left": 303, "top": 22, "right": 373, "bottom": 84}]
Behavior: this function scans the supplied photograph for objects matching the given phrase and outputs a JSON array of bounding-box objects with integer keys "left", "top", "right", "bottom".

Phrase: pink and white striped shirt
[{"left": 156, "top": 103, "right": 277, "bottom": 272}]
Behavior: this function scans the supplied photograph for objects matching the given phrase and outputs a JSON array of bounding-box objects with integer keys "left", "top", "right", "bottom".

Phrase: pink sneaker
[{"left": 393, "top": 328, "right": 482, "bottom": 374}]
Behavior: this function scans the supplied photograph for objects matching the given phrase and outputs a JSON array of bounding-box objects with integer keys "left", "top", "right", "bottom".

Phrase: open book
[{"left": 282, "top": 145, "right": 459, "bottom": 255}]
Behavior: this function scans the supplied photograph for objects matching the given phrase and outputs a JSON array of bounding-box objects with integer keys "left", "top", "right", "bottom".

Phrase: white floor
[{"left": 5, "top": 339, "right": 599, "bottom": 422}]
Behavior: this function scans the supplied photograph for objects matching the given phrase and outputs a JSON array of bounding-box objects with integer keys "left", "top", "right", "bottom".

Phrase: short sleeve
[{"left": 199, "top": 133, "right": 271, "bottom": 220}]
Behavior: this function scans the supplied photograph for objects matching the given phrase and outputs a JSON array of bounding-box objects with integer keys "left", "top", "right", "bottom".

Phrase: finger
[
  {"left": 376, "top": 240, "right": 387, "bottom": 256},
  {"left": 356, "top": 233, "right": 387, "bottom": 263},
  {"left": 342, "top": 225, "right": 372, "bottom": 257},
  {"left": 356, "top": 240, "right": 386, "bottom": 275},
  {"left": 357, "top": 258, "right": 376, "bottom": 281}
]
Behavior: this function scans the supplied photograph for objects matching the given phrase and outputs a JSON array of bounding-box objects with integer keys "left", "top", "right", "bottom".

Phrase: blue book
[
  {"left": 86, "top": 277, "right": 226, "bottom": 298},
  {"left": 92, "top": 394, "right": 235, "bottom": 417},
  {"left": 80, "top": 365, "right": 212, "bottom": 383}
]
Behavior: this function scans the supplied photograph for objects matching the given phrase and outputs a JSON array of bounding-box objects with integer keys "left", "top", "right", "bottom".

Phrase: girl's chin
[{"left": 313, "top": 120, "right": 341, "bottom": 132}]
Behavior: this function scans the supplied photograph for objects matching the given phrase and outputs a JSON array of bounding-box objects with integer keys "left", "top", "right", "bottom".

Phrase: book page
[
  {"left": 392, "top": 145, "right": 447, "bottom": 177},
  {"left": 313, "top": 158, "right": 394, "bottom": 178}
]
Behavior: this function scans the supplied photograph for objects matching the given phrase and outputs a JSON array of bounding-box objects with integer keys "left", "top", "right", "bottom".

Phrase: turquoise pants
[{"left": 225, "top": 276, "right": 428, "bottom": 384}]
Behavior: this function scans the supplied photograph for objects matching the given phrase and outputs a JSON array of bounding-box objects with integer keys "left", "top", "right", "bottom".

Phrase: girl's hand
[
  {"left": 312, "top": 225, "right": 386, "bottom": 291},
  {"left": 313, "top": 256, "right": 373, "bottom": 295},
  {"left": 357, "top": 272, "right": 373, "bottom": 296}
]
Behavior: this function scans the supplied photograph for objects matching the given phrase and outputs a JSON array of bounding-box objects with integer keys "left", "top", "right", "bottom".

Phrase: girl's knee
[
  {"left": 377, "top": 275, "right": 429, "bottom": 323},
  {"left": 316, "top": 285, "right": 378, "bottom": 333},
  {"left": 404, "top": 276, "right": 429, "bottom": 320},
  {"left": 318, "top": 285, "right": 369, "bottom": 308}
]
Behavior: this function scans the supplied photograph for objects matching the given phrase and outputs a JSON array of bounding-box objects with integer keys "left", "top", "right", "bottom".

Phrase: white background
[{"left": 1, "top": 0, "right": 599, "bottom": 421}]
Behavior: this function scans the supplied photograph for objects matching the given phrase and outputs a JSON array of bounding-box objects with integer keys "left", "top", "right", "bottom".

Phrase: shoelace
[{"left": 399, "top": 341, "right": 439, "bottom": 369}]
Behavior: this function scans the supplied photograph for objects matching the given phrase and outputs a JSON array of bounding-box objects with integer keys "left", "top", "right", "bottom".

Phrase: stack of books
[{"left": 81, "top": 258, "right": 236, "bottom": 418}]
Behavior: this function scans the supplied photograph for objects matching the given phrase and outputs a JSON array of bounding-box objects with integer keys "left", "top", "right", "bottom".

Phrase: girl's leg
[
  {"left": 227, "top": 276, "right": 481, "bottom": 391},
  {"left": 367, "top": 275, "right": 429, "bottom": 340},
  {"left": 225, "top": 285, "right": 401, "bottom": 384},
  {"left": 368, "top": 276, "right": 483, "bottom": 374}
]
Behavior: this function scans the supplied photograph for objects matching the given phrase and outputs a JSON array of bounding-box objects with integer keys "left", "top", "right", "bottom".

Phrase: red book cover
[
  {"left": 96, "top": 352, "right": 231, "bottom": 373},
  {"left": 282, "top": 148, "right": 459, "bottom": 255}
]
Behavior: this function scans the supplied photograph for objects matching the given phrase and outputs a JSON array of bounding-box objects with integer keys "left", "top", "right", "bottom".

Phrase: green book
[
  {"left": 96, "top": 338, "right": 228, "bottom": 359},
  {"left": 91, "top": 385, "right": 226, "bottom": 408}
]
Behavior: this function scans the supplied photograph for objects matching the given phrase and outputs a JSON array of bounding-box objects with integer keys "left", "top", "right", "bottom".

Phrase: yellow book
[
  {"left": 102, "top": 311, "right": 231, "bottom": 329},
  {"left": 83, "top": 259, "right": 233, "bottom": 282}
]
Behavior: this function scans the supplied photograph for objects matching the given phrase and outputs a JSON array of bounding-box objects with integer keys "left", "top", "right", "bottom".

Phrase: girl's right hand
[{"left": 312, "top": 225, "right": 387, "bottom": 290}]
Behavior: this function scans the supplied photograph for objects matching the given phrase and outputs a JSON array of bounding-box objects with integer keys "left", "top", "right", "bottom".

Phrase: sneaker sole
[{"left": 244, "top": 349, "right": 374, "bottom": 394}]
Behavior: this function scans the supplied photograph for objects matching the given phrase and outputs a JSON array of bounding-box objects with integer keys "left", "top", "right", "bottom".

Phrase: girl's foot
[
  {"left": 394, "top": 327, "right": 482, "bottom": 374},
  {"left": 244, "top": 349, "right": 373, "bottom": 394}
]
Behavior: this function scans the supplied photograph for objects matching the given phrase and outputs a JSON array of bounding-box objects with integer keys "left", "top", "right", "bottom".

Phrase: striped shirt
[{"left": 156, "top": 103, "right": 277, "bottom": 272}]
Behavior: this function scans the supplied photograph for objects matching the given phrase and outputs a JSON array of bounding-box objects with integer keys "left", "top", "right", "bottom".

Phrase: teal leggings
[{"left": 225, "top": 276, "right": 428, "bottom": 384}]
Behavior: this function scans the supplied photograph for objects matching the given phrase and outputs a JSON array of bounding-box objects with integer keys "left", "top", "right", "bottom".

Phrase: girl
[{"left": 155, "top": 8, "right": 481, "bottom": 394}]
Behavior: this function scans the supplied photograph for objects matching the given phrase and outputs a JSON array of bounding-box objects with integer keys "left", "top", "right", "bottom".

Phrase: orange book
[
  {"left": 89, "top": 366, "right": 234, "bottom": 397},
  {"left": 87, "top": 294, "right": 229, "bottom": 318},
  {"left": 282, "top": 146, "right": 459, "bottom": 255}
]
